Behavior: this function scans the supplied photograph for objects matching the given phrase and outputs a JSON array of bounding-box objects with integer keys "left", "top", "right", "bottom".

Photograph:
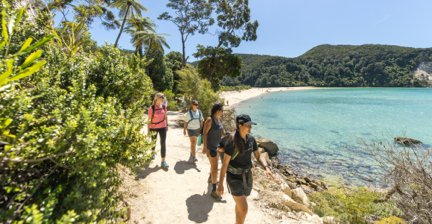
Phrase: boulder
[
  {"left": 257, "top": 139, "right": 279, "bottom": 156},
  {"left": 394, "top": 136, "right": 422, "bottom": 146},
  {"left": 292, "top": 187, "right": 310, "bottom": 207}
]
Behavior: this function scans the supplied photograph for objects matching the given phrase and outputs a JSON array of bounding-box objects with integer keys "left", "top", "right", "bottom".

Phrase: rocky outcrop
[
  {"left": 257, "top": 138, "right": 280, "bottom": 156},
  {"left": 394, "top": 136, "right": 422, "bottom": 146}
]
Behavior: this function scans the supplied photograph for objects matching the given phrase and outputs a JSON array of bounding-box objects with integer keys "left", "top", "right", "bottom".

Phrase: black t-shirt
[{"left": 220, "top": 132, "right": 258, "bottom": 169}]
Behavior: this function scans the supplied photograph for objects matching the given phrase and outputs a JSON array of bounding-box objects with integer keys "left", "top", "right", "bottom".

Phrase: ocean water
[{"left": 236, "top": 88, "right": 432, "bottom": 186}]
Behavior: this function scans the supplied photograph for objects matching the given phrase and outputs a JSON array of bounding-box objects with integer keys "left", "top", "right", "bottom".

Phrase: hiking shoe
[
  {"left": 211, "top": 191, "right": 222, "bottom": 201},
  {"left": 188, "top": 155, "right": 194, "bottom": 163},
  {"left": 161, "top": 161, "right": 169, "bottom": 169}
]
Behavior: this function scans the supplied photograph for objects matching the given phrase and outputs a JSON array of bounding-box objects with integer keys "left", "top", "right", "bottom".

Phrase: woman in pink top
[{"left": 148, "top": 93, "right": 169, "bottom": 169}]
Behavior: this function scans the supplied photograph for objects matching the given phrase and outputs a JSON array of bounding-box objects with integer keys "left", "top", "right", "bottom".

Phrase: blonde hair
[{"left": 152, "top": 92, "right": 164, "bottom": 106}]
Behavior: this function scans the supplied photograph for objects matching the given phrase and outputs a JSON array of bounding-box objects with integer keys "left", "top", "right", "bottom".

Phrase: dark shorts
[
  {"left": 208, "top": 148, "right": 217, "bottom": 157},
  {"left": 226, "top": 170, "right": 253, "bottom": 196},
  {"left": 187, "top": 129, "right": 201, "bottom": 137}
]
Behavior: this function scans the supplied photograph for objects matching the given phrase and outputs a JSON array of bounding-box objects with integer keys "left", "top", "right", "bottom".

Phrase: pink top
[{"left": 148, "top": 104, "right": 168, "bottom": 129}]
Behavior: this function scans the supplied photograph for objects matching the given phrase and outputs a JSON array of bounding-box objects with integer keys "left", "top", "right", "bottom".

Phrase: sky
[{"left": 81, "top": 0, "right": 432, "bottom": 59}]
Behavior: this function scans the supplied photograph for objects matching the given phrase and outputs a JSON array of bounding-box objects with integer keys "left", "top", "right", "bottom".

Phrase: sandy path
[{"left": 125, "top": 112, "right": 276, "bottom": 224}]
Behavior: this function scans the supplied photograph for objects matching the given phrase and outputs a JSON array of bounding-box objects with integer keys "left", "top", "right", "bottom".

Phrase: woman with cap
[
  {"left": 148, "top": 92, "right": 169, "bottom": 169},
  {"left": 202, "top": 103, "right": 224, "bottom": 200},
  {"left": 217, "top": 114, "right": 273, "bottom": 224},
  {"left": 183, "top": 100, "right": 204, "bottom": 163}
]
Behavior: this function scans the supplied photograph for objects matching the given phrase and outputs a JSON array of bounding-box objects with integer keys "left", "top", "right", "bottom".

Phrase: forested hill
[{"left": 223, "top": 44, "right": 432, "bottom": 87}]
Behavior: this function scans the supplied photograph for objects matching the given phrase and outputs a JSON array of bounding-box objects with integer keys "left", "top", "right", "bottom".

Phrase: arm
[
  {"left": 202, "top": 118, "right": 212, "bottom": 154},
  {"left": 254, "top": 150, "right": 273, "bottom": 177},
  {"left": 183, "top": 113, "right": 189, "bottom": 136},
  {"left": 147, "top": 107, "right": 153, "bottom": 134},
  {"left": 217, "top": 152, "right": 231, "bottom": 196}
]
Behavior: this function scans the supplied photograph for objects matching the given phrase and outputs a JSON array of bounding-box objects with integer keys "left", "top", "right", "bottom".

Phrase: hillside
[{"left": 223, "top": 44, "right": 432, "bottom": 87}]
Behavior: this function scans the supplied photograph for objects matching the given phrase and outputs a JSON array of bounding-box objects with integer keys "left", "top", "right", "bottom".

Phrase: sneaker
[
  {"left": 194, "top": 156, "right": 198, "bottom": 162},
  {"left": 188, "top": 155, "right": 194, "bottom": 163},
  {"left": 161, "top": 161, "right": 169, "bottom": 169},
  {"left": 211, "top": 191, "right": 222, "bottom": 201}
]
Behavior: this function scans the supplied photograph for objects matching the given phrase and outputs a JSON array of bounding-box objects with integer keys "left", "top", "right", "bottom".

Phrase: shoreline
[{"left": 220, "top": 86, "right": 319, "bottom": 108}]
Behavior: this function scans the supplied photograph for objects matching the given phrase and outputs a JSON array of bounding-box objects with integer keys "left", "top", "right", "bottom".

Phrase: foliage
[
  {"left": 225, "top": 45, "right": 432, "bottom": 87},
  {"left": 162, "top": 89, "right": 180, "bottom": 111},
  {"left": 0, "top": 5, "right": 154, "bottom": 222},
  {"left": 375, "top": 216, "right": 406, "bottom": 224},
  {"left": 194, "top": 0, "right": 258, "bottom": 90},
  {"left": 177, "top": 66, "right": 220, "bottom": 117},
  {"left": 165, "top": 51, "right": 184, "bottom": 93},
  {"left": 146, "top": 48, "right": 173, "bottom": 91},
  {"left": 364, "top": 142, "right": 432, "bottom": 223},
  {"left": 309, "top": 182, "right": 402, "bottom": 224},
  {"left": 194, "top": 45, "right": 242, "bottom": 90},
  {"left": 111, "top": 0, "right": 147, "bottom": 48},
  {"left": 158, "top": 0, "right": 214, "bottom": 65}
]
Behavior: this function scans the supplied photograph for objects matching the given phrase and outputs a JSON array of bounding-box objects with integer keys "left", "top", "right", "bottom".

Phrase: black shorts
[
  {"left": 208, "top": 148, "right": 217, "bottom": 157},
  {"left": 187, "top": 129, "right": 201, "bottom": 137},
  {"left": 226, "top": 170, "right": 253, "bottom": 196}
]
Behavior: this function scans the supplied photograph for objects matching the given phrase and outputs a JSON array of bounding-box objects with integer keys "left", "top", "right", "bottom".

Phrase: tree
[
  {"left": 158, "top": 0, "right": 214, "bottom": 66},
  {"left": 125, "top": 16, "right": 155, "bottom": 56},
  {"left": 165, "top": 51, "right": 184, "bottom": 93},
  {"left": 111, "top": 0, "right": 146, "bottom": 48},
  {"left": 46, "top": 0, "right": 119, "bottom": 29},
  {"left": 194, "top": 0, "right": 258, "bottom": 90},
  {"left": 146, "top": 48, "right": 173, "bottom": 91}
]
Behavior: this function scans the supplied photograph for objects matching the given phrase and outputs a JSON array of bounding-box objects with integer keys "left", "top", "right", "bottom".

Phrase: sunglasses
[{"left": 192, "top": 104, "right": 199, "bottom": 106}]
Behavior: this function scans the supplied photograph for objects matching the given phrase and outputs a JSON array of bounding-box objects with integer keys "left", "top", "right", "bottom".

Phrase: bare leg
[
  {"left": 232, "top": 195, "right": 248, "bottom": 224},
  {"left": 189, "top": 136, "right": 197, "bottom": 158}
]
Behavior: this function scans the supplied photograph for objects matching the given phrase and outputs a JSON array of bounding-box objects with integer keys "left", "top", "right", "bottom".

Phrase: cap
[
  {"left": 191, "top": 100, "right": 199, "bottom": 105},
  {"left": 236, "top": 114, "right": 257, "bottom": 125}
]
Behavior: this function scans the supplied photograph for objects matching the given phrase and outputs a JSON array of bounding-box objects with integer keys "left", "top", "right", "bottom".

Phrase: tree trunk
[
  {"left": 181, "top": 32, "right": 186, "bottom": 66},
  {"left": 114, "top": 5, "right": 130, "bottom": 48}
]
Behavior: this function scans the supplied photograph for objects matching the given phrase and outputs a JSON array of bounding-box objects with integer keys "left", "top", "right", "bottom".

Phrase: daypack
[
  {"left": 150, "top": 104, "right": 167, "bottom": 125},
  {"left": 187, "top": 109, "right": 203, "bottom": 126}
]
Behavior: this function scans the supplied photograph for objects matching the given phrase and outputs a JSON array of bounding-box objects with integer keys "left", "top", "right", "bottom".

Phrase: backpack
[
  {"left": 150, "top": 104, "right": 167, "bottom": 125},
  {"left": 187, "top": 109, "right": 202, "bottom": 125}
]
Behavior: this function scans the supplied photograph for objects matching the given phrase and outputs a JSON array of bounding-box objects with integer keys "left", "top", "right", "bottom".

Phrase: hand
[
  {"left": 217, "top": 183, "right": 224, "bottom": 196},
  {"left": 265, "top": 166, "right": 274, "bottom": 179}
]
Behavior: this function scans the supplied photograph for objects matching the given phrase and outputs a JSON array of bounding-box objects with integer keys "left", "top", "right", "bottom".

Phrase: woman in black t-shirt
[{"left": 217, "top": 114, "right": 273, "bottom": 224}]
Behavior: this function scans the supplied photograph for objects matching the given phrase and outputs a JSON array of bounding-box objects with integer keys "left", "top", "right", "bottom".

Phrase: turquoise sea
[{"left": 236, "top": 88, "right": 432, "bottom": 186}]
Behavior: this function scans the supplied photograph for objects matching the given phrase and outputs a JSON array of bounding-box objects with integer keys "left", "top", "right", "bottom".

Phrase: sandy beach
[{"left": 220, "top": 87, "right": 319, "bottom": 108}]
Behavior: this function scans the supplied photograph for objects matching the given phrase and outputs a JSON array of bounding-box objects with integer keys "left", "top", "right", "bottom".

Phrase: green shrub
[
  {"left": 162, "top": 89, "right": 180, "bottom": 111},
  {"left": 177, "top": 66, "right": 220, "bottom": 117},
  {"left": 375, "top": 216, "right": 406, "bottom": 224},
  {"left": 309, "top": 183, "right": 402, "bottom": 224},
  {"left": 0, "top": 8, "right": 154, "bottom": 222}
]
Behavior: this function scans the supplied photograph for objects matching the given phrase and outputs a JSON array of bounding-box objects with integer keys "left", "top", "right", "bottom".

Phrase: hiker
[
  {"left": 183, "top": 100, "right": 204, "bottom": 163},
  {"left": 148, "top": 92, "right": 169, "bottom": 169},
  {"left": 217, "top": 114, "right": 273, "bottom": 224},
  {"left": 202, "top": 103, "right": 224, "bottom": 200}
]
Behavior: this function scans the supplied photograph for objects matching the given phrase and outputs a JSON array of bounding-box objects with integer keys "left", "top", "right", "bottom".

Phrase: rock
[
  {"left": 394, "top": 136, "right": 422, "bottom": 146},
  {"left": 322, "top": 216, "right": 338, "bottom": 224},
  {"left": 257, "top": 139, "right": 279, "bottom": 157},
  {"left": 292, "top": 187, "right": 310, "bottom": 207},
  {"left": 282, "top": 195, "right": 313, "bottom": 215}
]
